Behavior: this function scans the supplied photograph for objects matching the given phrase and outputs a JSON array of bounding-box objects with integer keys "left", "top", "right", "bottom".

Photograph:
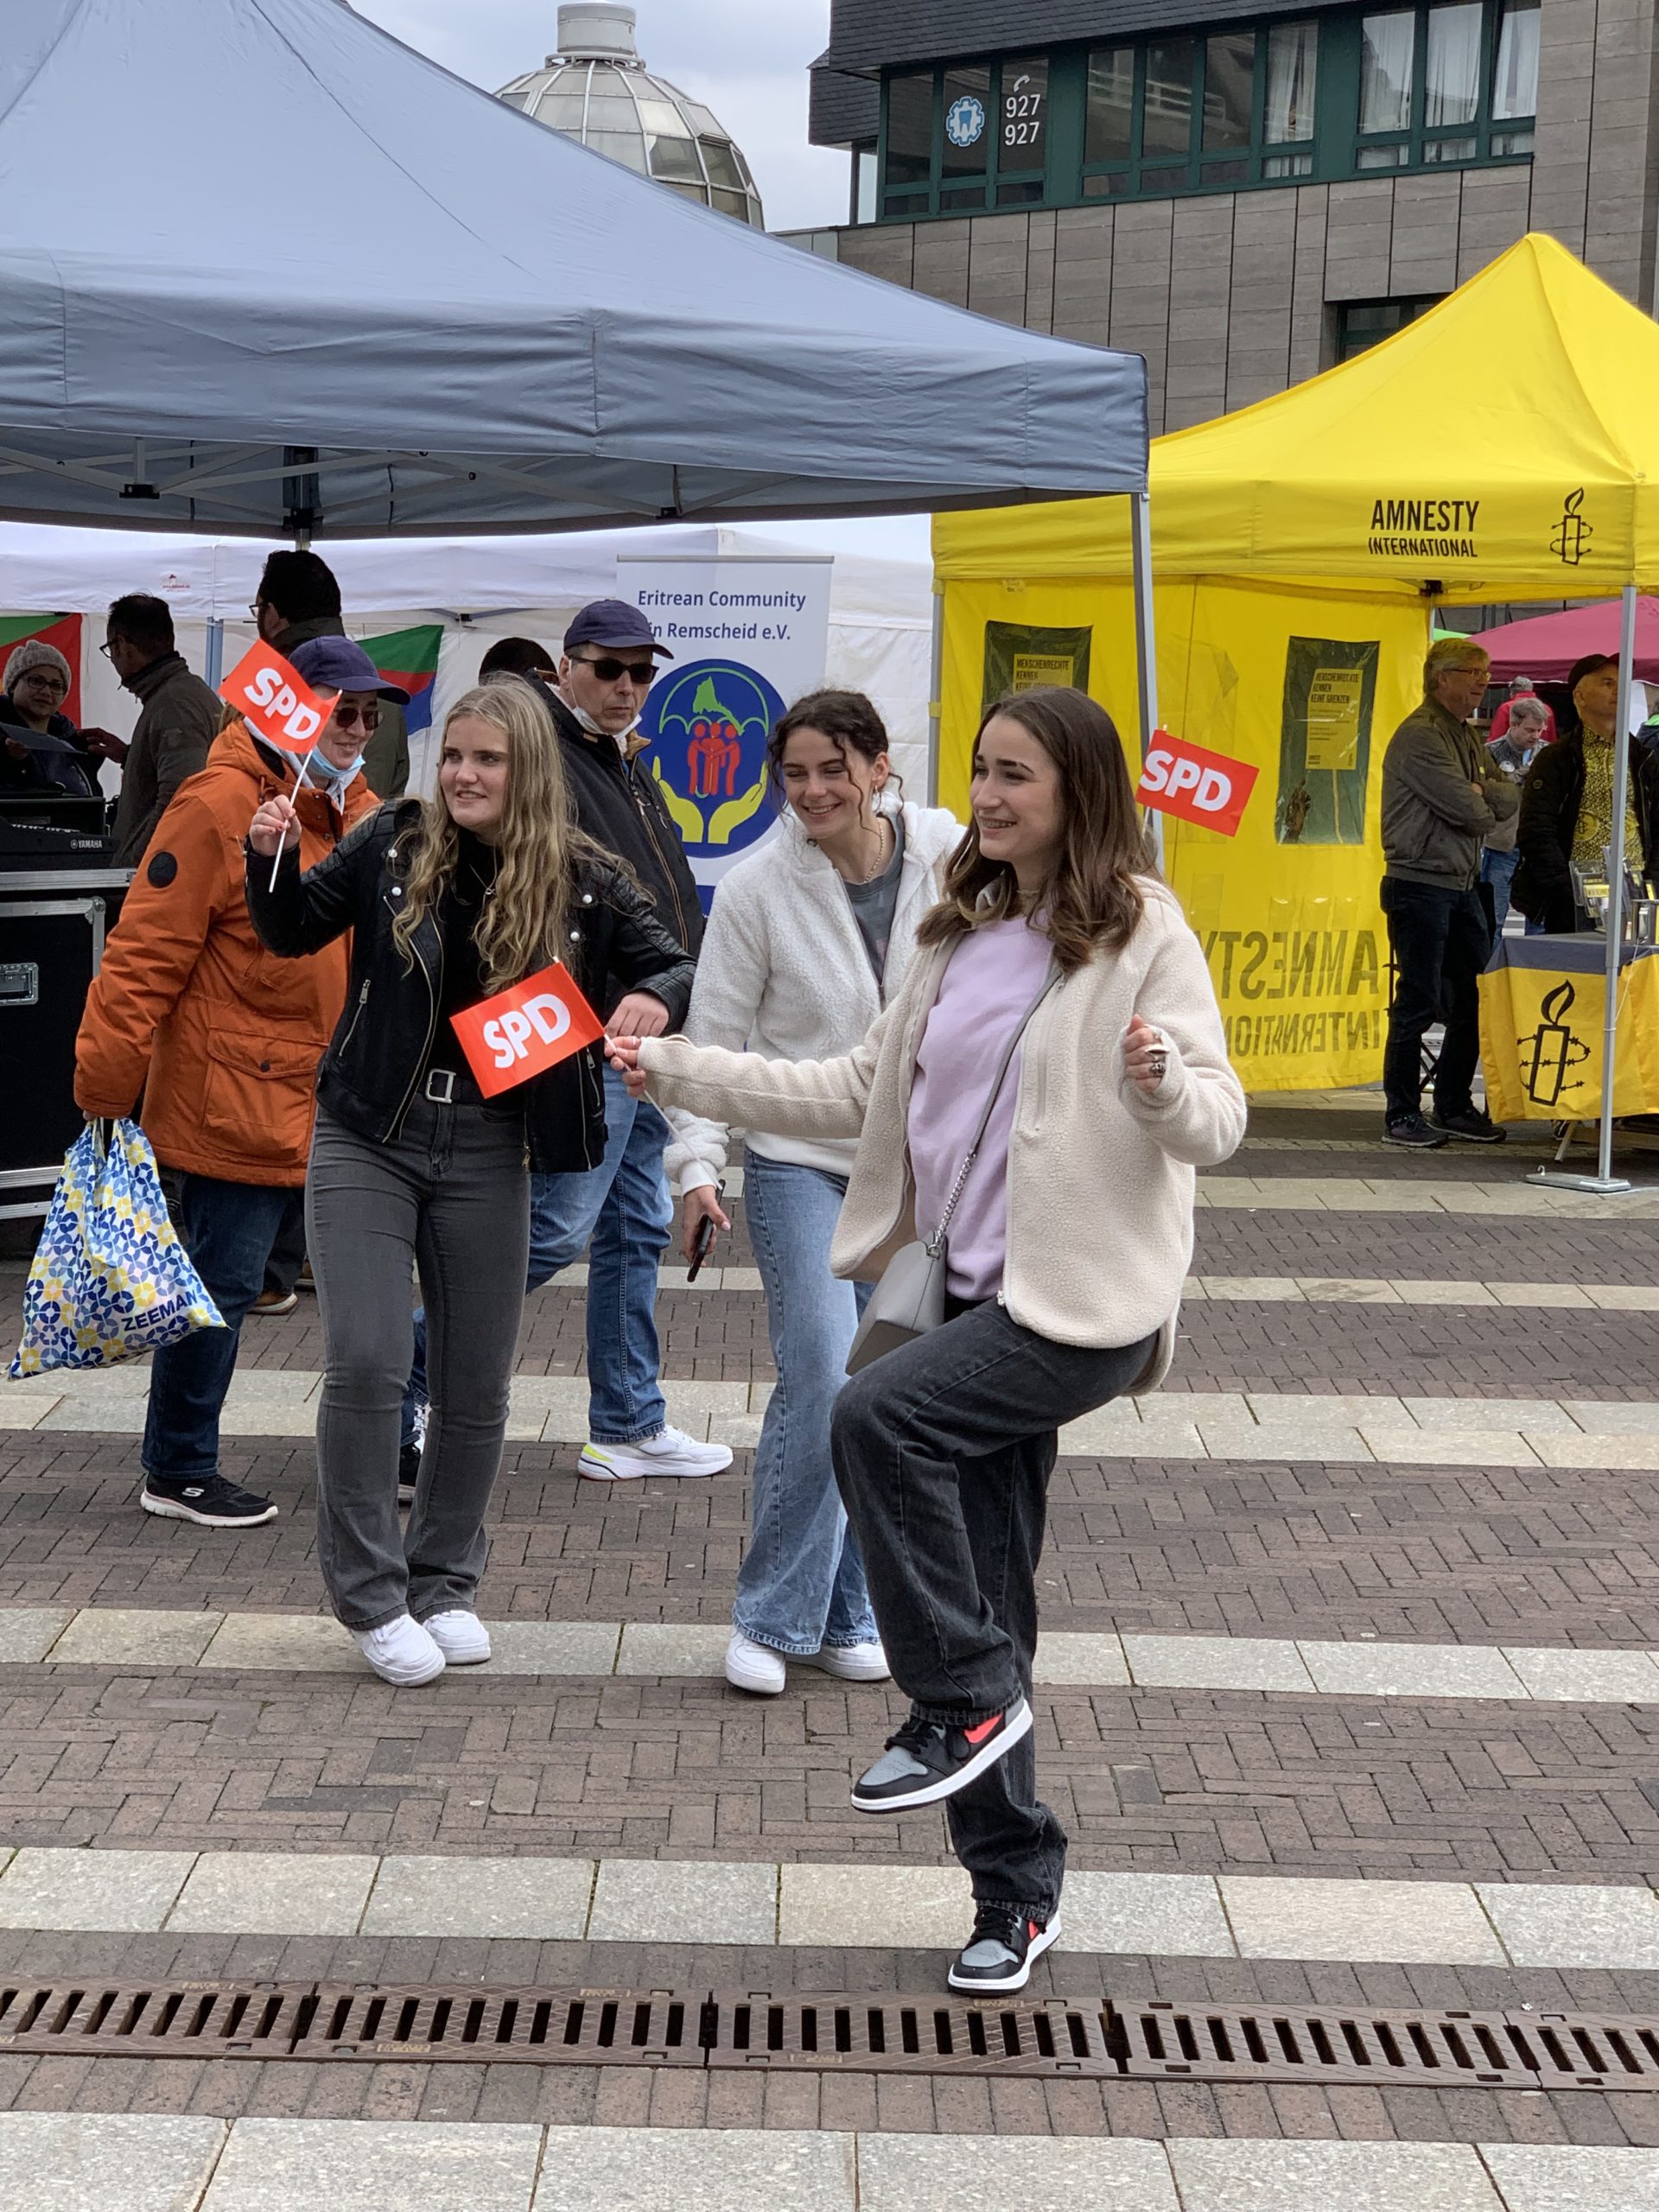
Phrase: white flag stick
[{"left": 268, "top": 743, "right": 318, "bottom": 893}]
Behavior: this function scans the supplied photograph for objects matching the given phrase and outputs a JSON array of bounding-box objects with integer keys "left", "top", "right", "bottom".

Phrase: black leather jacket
[{"left": 245, "top": 801, "right": 694, "bottom": 1173}]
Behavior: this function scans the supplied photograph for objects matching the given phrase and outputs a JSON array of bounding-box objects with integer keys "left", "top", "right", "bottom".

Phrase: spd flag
[
  {"left": 219, "top": 641, "right": 337, "bottom": 756},
  {"left": 449, "top": 961, "right": 607, "bottom": 1098},
  {"left": 1136, "top": 728, "right": 1259, "bottom": 838}
]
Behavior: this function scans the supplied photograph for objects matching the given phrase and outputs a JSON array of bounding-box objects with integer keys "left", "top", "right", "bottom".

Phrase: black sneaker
[
  {"left": 140, "top": 1475, "right": 277, "bottom": 1529},
  {"left": 1383, "top": 1113, "right": 1447, "bottom": 1149},
  {"left": 947, "top": 1904, "right": 1062, "bottom": 1993},
  {"left": 849, "top": 1698, "right": 1033, "bottom": 1814},
  {"left": 397, "top": 1441, "right": 421, "bottom": 1508},
  {"left": 1430, "top": 1106, "right": 1506, "bottom": 1144}
]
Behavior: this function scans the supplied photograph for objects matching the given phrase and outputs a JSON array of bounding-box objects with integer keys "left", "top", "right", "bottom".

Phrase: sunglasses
[
  {"left": 331, "top": 703, "right": 382, "bottom": 733},
  {"left": 575, "top": 654, "right": 658, "bottom": 686}
]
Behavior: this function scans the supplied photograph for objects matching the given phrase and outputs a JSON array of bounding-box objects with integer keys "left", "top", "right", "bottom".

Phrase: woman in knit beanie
[{"left": 0, "top": 637, "right": 99, "bottom": 798}]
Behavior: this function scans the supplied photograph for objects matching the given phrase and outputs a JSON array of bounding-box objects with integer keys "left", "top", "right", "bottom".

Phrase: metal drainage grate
[{"left": 5, "top": 1980, "right": 1659, "bottom": 2089}]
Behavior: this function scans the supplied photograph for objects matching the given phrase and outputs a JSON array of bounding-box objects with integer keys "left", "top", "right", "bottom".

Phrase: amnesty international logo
[
  {"left": 1518, "top": 980, "right": 1592, "bottom": 1106},
  {"left": 1550, "top": 488, "right": 1594, "bottom": 568},
  {"left": 637, "top": 658, "right": 784, "bottom": 858}
]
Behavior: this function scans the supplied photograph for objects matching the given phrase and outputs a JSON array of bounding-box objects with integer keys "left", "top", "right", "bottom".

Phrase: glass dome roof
[{"left": 499, "top": 4, "right": 765, "bottom": 228}]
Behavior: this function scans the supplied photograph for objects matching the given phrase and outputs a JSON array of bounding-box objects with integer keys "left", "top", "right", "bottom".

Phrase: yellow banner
[
  {"left": 1479, "top": 951, "right": 1659, "bottom": 1121},
  {"left": 940, "top": 576, "right": 1428, "bottom": 1091}
]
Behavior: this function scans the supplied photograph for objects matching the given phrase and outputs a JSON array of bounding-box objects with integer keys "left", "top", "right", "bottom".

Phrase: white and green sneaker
[{"left": 576, "top": 1426, "right": 734, "bottom": 1482}]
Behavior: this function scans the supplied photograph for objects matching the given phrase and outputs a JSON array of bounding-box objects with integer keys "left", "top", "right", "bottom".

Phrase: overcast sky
[{"left": 354, "top": 0, "right": 849, "bottom": 232}]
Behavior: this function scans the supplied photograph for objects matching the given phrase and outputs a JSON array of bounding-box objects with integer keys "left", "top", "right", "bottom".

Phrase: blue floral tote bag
[{"left": 9, "top": 1120, "right": 223, "bottom": 1378}]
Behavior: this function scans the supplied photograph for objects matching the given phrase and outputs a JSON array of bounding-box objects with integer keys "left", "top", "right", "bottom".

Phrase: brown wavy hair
[
  {"left": 392, "top": 679, "right": 607, "bottom": 991},
  {"left": 917, "top": 687, "right": 1155, "bottom": 972}
]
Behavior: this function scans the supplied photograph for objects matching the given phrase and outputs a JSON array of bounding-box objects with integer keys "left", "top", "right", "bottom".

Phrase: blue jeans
[
  {"left": 739, "top": 1152, "right": 878, "bottom": 1655},
  {"left": 404, "top": 1064, "right": 672, "bottom": 1446},
  {"left": 1481, "top": 847, "right": 1520, "bottom": 932},
  {"left": 143, "top": 1174, "right": 295, "bottom": 1482}
]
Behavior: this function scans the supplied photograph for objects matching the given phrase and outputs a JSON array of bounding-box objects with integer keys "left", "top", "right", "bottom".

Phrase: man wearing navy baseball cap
[{"left": 399, "top": 597, "right": 729, "bottom": 1490}]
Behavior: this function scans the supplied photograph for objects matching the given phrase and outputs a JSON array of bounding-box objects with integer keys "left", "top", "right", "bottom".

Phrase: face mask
[
  {"left": 561, "top": 687, "right": 640, "bottom": 748},
  {"left": 306, "top": 750, "right": 364, "bottom": 791}
]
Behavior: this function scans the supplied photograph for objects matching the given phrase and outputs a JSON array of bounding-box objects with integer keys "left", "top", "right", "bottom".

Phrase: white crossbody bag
[{"left": 844, "top": 965, "right": 1062, "bottom": 1376}]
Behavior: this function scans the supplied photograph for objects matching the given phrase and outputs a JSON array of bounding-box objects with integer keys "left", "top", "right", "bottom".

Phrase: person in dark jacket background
[
  {"left": 400, "top": 602, "right": 728, "bottom": 1489},
  {"left": 1378, "top": 637, "right": 1517, "bottom": 1150},
  {"left": 0, "top": 639, "right": 101, "bottom": 797},
  {"left": 248, "top": 678, "right": 694, "bottom": 1687},
  {"left": 101, "top": 593, "right": 220, "bottom": 866},
  {"left": 1514, "top": 652, "right": 1659, "bottom": 936},
  {"left": 254, "top": 550, "right": 409, "bottom": 800}
]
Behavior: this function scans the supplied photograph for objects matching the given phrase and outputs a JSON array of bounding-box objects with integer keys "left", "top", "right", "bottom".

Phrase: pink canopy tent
[{"left": 1471, "top": 596, "right": 1659, "bottom": 682}]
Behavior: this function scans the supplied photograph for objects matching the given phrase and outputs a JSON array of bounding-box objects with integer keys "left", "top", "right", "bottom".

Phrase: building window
[
  {"left": 1357, "top": 0, "right": 1536, "bottom": 169},
  {"left": 1080, "top": 22, "right": 1321, "bottom": 199},
  {"left": 851, "top": 143, "right": 877, "bottom": 224},
  {"left": 1335, "top": 295, "right": 1440, "bottom": 359}
]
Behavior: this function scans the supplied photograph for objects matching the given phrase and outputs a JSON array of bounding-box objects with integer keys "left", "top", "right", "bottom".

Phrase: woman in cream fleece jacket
[
  {"left": 613, "top": 685, "right": 1244, "bottom": 1997},
  {"left": 668, "top": 689, "right": 960, "bottom": 1697}
]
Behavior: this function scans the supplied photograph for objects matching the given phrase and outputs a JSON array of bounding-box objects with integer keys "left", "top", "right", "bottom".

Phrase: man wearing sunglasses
[
  {"left": 400, "top": 598, "right": 727, "bottom": 1488},
  {"left": 74, "top": 635, "right": 388, "bottom": 1529}
]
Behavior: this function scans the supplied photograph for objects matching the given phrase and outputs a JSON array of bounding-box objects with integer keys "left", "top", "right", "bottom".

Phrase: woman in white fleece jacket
[
  {"left": 612, "top": 686, "right": 1244, "bottom": 1998},
  {"left": 668, "top": 689, "right": 960, "bottom": 1697}
]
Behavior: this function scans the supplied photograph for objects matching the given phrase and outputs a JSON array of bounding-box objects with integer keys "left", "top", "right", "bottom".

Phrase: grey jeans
[{"left": 307, "top": 1097, "right": 530, "bottom": 1630}]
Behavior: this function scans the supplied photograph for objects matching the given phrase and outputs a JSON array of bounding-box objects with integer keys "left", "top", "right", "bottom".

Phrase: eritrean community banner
[
  {"left": 1479, "top": 936, "right": 1659, "bottom": 1123},
  {"left": 0, "top": 613, "right": 83, "bottom": 723},
  {"left": 616, "top": 555, "right": 833, "bottom": 912},
  {"left": 360, "top": 624, "right": 442, "bottom": 734}
]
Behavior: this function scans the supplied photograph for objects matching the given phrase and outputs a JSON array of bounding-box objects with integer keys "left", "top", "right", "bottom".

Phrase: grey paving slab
[
  {"left": 0, "top": 2111, "right": 229, "bottom": 2212},
  {"left": 532, "top": 2127, "right": 855, "bottom": 2212},
  {"left": 199, "top": 1612, "right": 362, "bottom": 1671},
  {"left": 1356, "top": 1427, "right": 1541, "bottom": 1468},
  {"left": 1032, "top": 1631, "right": 1130, "bottom": 1685},
  {"left": 1169, "top": 2139, "right": 1501, "bottom": 2209},
  {"left": 167, "top": 1851, "right": 377, "bottom": 1936},
  {"left": 1532, "top": 1433, "right": 1659, "bottom": 1471},
  {"left": 1299, "top": 1639, "right": 1528, "bottom": 1700},
  {"left": 1220, "top": 1876, "right": 1505, "bottom": 1965},
  {"left": 859, "top": 2134, "right": 1179, "bottom": 2211},
  {"left": 615, "top": 1622, "right": 730, "bottom": 1675},
  {"left": 588, "top": 1855, "right": 776, "bottom": 1944},
  {"left": 1478, "top": 2144, "right": 1659, "bottom": 2210},
  {"left": 1123, "top": 1632, "right": 1313, "bottom": 1693},
  {"left": 1502, "top": 1647, "right": 1659, "bottom": 1703},
  {"left": 1478, "top": 1882, "right": 1659, "bottom": 1969},
  {"left": 1561, "top": 1399, "right": 1659, "bottom": 1434},
  {"left": 778, "top": 1862, "right": 969, "bottom": 1948},
  {"left": 48, "top": 1607, "right": 223, "bottom": 1668},
  {"left": 201, "top": 2120, "right": 542, "bottom": 2212},
  {"left": 1064, "top": 1871, "right": 1236, "bottom": 1958},
  {"left": 486, "top": 1620, "right": 622, "bottom": 1675},
  {"left": 0, "top": 1605, "right": 73, "bottom": 1662},
  {"left": 0, "top": 1847, "right": 195, "bottom": 1932},
  {"left": 361, "top": 1854, "right": 594, "bottom": 1939}
]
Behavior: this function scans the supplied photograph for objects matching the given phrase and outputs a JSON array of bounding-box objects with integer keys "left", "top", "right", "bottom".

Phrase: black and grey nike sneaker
[
  {"left": 397, "top": 1441, "right": 422, "bottom": 1508},
  {"left": 1429, "top": 1105, "right": 1506, "bottom": 1144},
  {"left": 140, "top": 1474, "right": 277, "bottom": 1528},
  {"left": 849, "top": 1697, "right": 1033, "bottom": 1814},
  {"left": 947, "top": 1904, "right": 1061, "bottom": 1993}
]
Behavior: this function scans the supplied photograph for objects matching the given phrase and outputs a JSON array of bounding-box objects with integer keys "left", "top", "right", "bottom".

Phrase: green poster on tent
[
  {"left": 982, "top": 621, "right": 1092, "bottom": 715},
  {"left": 1276, "top": 636, "right": 1379, "bottom": 845}
]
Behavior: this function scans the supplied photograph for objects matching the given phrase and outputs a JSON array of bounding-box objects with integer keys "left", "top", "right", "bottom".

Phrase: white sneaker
[
  {"left": 801, "top": 1641, "right": 891, "bottom": 1683},
  {"left": 577, "top": 1425, "right": 734, "bottom": 1482},
  {"left": 725, "top": 1630, "right": 787, "bottom": 1695},
  {"left": 422, "top": 1611, "right": 492, "bottom": 1665},
  {"left": 353, "top": 1613, "right": 445, "bottom": 1687}
]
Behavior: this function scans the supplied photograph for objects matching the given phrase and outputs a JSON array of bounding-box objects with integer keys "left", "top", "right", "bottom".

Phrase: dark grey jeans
[
  {"left": 307, "top": 1098, "right": 530, "bottom": 1631},
  {"left": 830, "top": 1299, "right": 1158, "bottom": 1920}
]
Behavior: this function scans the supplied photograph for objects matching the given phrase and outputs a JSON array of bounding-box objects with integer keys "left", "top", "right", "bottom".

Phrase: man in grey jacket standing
[
  {"left": 1380, "top": 638, "right": 1518, "bottom": 1149},
  {"left": 103, "top": 594, "right": 220, "bottom": 868}
]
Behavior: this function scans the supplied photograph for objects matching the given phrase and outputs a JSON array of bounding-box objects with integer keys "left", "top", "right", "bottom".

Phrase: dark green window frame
[
  {"left": 879, "top": 51, "right": 1054, "bottom": 219},
  {"left": 872, "top": 2, "right": 1535, "bottom": 222}
]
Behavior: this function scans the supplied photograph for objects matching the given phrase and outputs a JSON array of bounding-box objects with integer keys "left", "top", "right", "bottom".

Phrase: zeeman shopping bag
[{"left": 9, "top": 1121, "right": 223, "bottom": 1378}]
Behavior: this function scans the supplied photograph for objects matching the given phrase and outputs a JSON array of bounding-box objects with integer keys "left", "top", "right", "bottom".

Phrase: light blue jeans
[
  {"left": 404, "top": 1063, "right": 673, "bottom": 1446},
  {"left": 738, "top": 1149, "right": 878, "bottom": 1655}
]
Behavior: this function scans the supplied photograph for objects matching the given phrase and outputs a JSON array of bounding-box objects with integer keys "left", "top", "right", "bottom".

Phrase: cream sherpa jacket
[
  {"left": 664, "top": 794, "right": 963, "bottom": 1195},
  {"left": 641, "top": 879, "right": 1246, "bottom": 1389}
]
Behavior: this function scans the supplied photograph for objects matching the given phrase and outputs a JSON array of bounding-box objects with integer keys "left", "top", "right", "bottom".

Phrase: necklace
[{"left": 852, "top": 817, "right": 893, "bottom": 883}]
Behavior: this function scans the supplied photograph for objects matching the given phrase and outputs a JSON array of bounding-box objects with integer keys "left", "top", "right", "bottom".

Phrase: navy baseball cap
[
  {"left": 289, "top": 634, "right": 410, "bottom": 703},
  {"left": 563, "top": 599, "right": 672, "bottom": 660}
]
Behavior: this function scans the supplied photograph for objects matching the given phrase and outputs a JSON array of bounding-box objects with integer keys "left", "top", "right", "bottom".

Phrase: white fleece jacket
[
  {"left": 664, "top": 795, "right": 963, "bottom": 1195},
  {"left": 642, "top": 879, "right": 1247, "bottom": 1389}
]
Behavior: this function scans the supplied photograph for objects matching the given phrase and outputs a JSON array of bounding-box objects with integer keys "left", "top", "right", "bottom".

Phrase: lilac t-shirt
[{"left": 907, "top": 918, "right": 1053, "bottom": 1301}]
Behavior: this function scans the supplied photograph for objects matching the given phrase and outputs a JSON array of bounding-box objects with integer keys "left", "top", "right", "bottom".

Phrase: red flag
[
  {"left": 448, "top": 962, "right": 607, "bottom": 1098},
  {"left": 1136, "top": 729, "right": 1259, "bottom": 838},
  {"left": 219, "top": 641, "right": 337, "bottom": 757}
]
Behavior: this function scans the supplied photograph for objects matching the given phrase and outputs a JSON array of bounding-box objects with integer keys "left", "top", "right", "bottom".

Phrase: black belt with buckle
[{"left": 423, "top": 1067, "right": 460, "bottom": 1103}]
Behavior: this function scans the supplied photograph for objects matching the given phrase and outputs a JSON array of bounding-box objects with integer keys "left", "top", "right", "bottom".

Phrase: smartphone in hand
[{"left": 687, "top": 1181, "right": 727, "bottom": 1282}]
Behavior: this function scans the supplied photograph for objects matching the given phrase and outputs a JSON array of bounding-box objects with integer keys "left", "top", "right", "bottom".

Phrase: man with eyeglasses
[
  {"left": 74, "top": 635, "right": 387, "bottom": 1528},
  {"left": 99, "top": 593, "right": 221, "bottom": 868},
  {"left": 399, "top": 599, "right": 727, "bottom": 1488},
  {"left": 251, "top": 550, "right": 409, "bottom": 799}
]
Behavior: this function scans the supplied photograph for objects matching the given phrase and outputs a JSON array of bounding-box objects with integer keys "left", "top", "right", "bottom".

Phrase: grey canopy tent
[{"left": 0, "top": 0, "right": 1148, "bottom": 539}]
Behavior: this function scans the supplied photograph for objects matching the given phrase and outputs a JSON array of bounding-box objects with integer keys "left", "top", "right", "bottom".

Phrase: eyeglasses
[
  {"left": 331, "top": 702, "right": 382, "bottom": 733},
  {"left": 247, "top": 601, "right": 264, "bottom": 623},
  {"left": 575, "top": 654, "right": 658, "bottom": 686},
  {"left": 16, "top": 668, "right": 67, "bottom": 693}
]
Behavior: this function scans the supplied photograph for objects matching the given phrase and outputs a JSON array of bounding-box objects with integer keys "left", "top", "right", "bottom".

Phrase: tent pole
[
  {"left": 1131, "top": 489, "right": 1165, "bottom": 868},
  {"left": 927, "top": 580, "right": 944, "bottom": 808},
  {"left": 1531, "top": 580, "right": 1638, "bottom": 1195},
  {"left": 202, "top": 619, "right": 224, "bottom": 693}
]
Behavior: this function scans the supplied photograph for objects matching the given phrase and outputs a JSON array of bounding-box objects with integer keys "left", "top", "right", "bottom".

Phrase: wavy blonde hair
[{"left": 392, "top": 679, "right": 604, "bottom": 990}]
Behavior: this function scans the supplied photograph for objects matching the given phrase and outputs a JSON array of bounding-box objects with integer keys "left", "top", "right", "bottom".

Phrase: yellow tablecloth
[{"left": 1479, "top": 935, "right": 1659, "bottom": 1121}]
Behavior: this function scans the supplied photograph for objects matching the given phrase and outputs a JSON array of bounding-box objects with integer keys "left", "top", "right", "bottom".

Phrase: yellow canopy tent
[{"left": 932, "top": 233, "right": 1659, "bottom": 1132}]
